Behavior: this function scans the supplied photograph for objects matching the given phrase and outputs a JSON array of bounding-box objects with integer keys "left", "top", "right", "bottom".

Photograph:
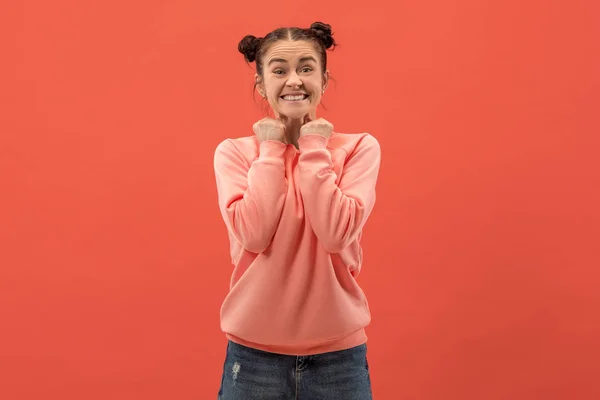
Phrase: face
[{"left": 256, "top": 40, "right": 328, "bottom": 120}]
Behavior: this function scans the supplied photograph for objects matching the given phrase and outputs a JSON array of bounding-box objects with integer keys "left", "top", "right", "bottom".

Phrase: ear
[
  {"left": 255, "top": 73, "right": 266, "bottom": 98},
  {"left": 322, "top": 70, "right": 329, "bottom": 91}
]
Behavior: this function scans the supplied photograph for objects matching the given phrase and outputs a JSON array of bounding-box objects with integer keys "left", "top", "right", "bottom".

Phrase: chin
[{"left": 280, "top": 108, "right": 313, "bottom": 120}]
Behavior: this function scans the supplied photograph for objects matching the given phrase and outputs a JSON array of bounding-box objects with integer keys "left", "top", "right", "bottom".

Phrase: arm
[
  {"left": 297, "top": 133, "right": 381, "bottom": 253},
  {"left": 213, "top": 139, "right": 288, "bottom": 253}
]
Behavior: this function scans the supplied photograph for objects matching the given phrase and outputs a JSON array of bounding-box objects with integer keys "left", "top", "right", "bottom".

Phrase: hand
[
  {"left": 300, "top": 116, "right": 333, "bottom": 139},
  {"left": 253, "top": 117, "right": 286, "bottom": 143}
]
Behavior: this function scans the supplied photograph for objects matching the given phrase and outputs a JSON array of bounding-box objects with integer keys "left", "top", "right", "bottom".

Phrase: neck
[
  {"left": 278, "top": 111, "right": 316, "bottom": 148},
  {"left": 284, "top": 118, "right": 303, "bottom": 149}
]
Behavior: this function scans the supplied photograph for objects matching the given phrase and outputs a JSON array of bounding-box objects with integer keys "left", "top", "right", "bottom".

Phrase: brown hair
[{"left": 238, "top": 21, "right": 337, "bottom": 79}]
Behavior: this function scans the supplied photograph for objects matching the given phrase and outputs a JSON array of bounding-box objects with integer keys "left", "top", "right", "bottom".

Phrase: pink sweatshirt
[{"left": 213, "top": 130, "right": 381, "bottom": 356}]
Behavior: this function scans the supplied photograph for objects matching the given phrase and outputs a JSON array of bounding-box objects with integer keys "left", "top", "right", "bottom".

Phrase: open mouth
[{"left": 280, "top": 94, "right": 309, "bottom": 102}]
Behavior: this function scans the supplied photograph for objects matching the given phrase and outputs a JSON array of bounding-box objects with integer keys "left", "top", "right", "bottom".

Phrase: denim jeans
[{"left": 217, "top": 340, "right": 373, "bottom": 400}]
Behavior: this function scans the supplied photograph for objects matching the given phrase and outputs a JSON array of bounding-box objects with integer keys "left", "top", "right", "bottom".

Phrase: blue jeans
[{"left": 217, "top": 340, "right": 373, "bottom": 400}]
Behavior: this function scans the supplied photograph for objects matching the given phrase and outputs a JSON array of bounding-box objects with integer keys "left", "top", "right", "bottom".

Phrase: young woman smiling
[{"left": 213, "top": 22, "right": 381, "bottom": 400}]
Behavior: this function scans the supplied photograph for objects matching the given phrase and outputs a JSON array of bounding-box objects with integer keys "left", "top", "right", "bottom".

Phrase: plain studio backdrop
[{"left": 1, "top": 0, "right": 598, "bottom": 399}]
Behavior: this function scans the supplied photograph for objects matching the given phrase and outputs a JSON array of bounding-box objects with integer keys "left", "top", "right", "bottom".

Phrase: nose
[{"left": 285, "top": 71, "right": 302, "bottom": 87}]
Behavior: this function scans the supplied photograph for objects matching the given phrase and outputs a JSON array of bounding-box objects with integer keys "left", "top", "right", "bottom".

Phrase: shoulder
[
  {"left": 328, "top": 131, "right": 381, "bottom": 157},
  {"left": 214, "top": 135, "right": 259, "bottom": 166},
  {"left": 215, "top": 135, "right": 258, "bottom": 155}
]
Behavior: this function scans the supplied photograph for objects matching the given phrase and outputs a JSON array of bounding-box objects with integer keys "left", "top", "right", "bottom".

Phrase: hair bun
[
  {"left": 309, "top": 22, "right": 335, "bottom": 49},
  {"left": 238, "top": 35, "right": 262, "bottom": 62}
]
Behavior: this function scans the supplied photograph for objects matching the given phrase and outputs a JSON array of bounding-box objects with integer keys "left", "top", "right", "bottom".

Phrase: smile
[{"left": 280, "top": 94, "right": 309, "bottom": 101}]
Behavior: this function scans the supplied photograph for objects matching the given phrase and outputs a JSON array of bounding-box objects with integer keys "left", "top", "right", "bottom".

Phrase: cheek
[
  {"left": 309, "top": 81, "right": 323, "bottom": 96},
  {"left": 265, "top": 85, "right": 279, "bottom": 105},
  {"left": 268, "top": 97, "right": 279, "bottom": 110},
  {"left": 311, "top": 90, "right": 322, "bottom": 103}
]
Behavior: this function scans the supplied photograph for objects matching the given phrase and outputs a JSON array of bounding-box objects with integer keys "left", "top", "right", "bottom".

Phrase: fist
[
  {"left": 253, "top": 118, "right": 286, "bottom": 143},
  {"left": 300, "top": 117, "right": 333, "bottom": 139}
]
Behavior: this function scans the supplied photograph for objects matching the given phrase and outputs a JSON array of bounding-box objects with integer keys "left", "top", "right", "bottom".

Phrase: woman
[{"left": 213, "top": 21, "right": 381, "bottom": 399}]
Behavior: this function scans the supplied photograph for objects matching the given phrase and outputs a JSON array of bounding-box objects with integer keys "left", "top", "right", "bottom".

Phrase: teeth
[{"left": 283, "top": 95, "right": 306, "bottom": 101}]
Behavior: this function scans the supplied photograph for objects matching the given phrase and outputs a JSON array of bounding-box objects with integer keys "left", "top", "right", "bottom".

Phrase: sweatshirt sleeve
[
  {"left": 297, "top": 133, "right": 381, "bottom": 253},
  {"left": 213, "top": 139, "right": 288, "bottom": 253}
]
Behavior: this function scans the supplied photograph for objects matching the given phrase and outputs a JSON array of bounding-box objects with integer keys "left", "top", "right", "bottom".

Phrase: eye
[
  {"left": 300, "top": 67, "right": 313, "bottom": 73},
  {"left": 273, "top": 69, "right": 285, "bottom": 75}
]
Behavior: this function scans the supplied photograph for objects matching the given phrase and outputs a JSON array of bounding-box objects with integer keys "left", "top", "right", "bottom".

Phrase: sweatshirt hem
[{"left": 224, "top": 328, "right": 368, "bottom": 356}]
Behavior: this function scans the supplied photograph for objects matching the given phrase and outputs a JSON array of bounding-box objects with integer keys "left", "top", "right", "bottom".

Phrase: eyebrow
[{"left": 268, "top": 56, "right": 318, "bottom": 66}]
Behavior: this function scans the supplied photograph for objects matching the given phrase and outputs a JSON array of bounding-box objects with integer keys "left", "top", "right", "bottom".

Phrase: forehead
[{"left": 264, "top": 40, "right": 319, "bottom": 62}]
